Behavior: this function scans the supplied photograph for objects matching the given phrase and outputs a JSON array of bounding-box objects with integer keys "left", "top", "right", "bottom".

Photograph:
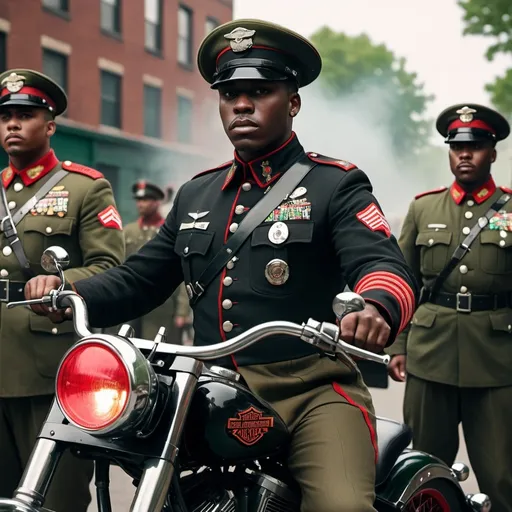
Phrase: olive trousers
[
  {"left": 0, "top": 395, "right": 93, "bottom": 512},
  {"left": 239, "top": 353, "right": 377, "bottom": 512},
  {"left": 404, "top": 374, "right": 512, "bottom": 512}
]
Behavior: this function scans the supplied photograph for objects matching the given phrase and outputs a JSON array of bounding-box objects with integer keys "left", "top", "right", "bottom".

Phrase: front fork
[{"left": 6, "top": 358, "right": 202, "bottom": 512}]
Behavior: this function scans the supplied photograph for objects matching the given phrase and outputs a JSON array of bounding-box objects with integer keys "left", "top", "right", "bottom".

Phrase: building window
[
  {"left": 101, "top": 0, "right": 121, "bottom": 34},
  {"left": 205, "top": 17, "right": 219, "bottom": 36},
  {"left": 178, "top": 5, "right": 193, "bottom": 67},
  {"left": 0, "top": 33, "right": 6, "bottom": 74},
  {"left": 144, "top": 85, "right": 162, "bottom": 138},
  {"left": 100, "top": 70, "right": 122, "bottom": 128},
  {"left": 177, "top": 95, "right": 193, "bottom": 143},
  {"left": 42, "top": 0, "right": 68, "bottom": 12},
  {"left": 145, "top": 0, "right": 162, "bottom": 53},
  {"left": 42, "top": 49, "right": 68, "bottom": 93}
]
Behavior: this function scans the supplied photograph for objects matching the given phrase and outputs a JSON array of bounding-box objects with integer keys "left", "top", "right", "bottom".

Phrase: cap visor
[
  {"left": 445, "top": 130, "right": 495, "bottom": 144},
  {"left": 211, "top": 67, "right": 290, "bottom": 89}
]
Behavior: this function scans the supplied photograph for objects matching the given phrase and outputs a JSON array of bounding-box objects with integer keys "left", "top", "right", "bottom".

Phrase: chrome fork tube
[
  {"left": 14, "top": 439, "right": 62, "bottom": 507},
  {"left": 130, "top": 362, "right": 202, "bottom": 512}
]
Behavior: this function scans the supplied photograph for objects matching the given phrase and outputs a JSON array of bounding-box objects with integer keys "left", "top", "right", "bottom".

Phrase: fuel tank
[{"left": 182, "top": 371, "right": 289, "bottom": 466}]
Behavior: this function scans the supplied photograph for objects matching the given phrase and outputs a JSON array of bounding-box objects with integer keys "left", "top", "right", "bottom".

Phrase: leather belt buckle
[
  {"left": 456, "top": 292, "right": 472, "bottom": 313},
  {"left": 0, "top": 279, "right": 9, "bottom": 302},
  {"left": 187, "top": 281, "right": 205, "bottom": 305}
]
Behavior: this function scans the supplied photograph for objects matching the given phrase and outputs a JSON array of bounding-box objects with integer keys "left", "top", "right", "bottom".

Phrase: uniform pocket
[
  {"left": 22, "top": 216, "right": 75, "bottom": 265},
  {"left": 480, "top": 230, "right": 512, "bottom": 274},
  {"left": 411, "top": 306, "right": 437, "bottom": 329},
  {"left": 174, "top": 231, "right": 215, "bottom": 282},
  {"left": 250, "top": 221, "right": 314, "bottom": 296},
  {"left": 415, "top": 231, "right": 452, "bottom": 274},
  {"left": 489, "top": 310, "right": 512, "bottom": 334},
  {"left": 29, "top": 313, "right": 76, "bottom": 378}
]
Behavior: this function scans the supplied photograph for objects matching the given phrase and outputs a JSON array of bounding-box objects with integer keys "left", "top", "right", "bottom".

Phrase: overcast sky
[{"left": 233, "top": 0, "right": 510, "bottom": 119}]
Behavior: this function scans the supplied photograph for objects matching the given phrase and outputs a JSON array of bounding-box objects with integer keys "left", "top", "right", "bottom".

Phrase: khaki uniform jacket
[
  {"left": 0, "top": 151, "right": 124, "bottom": 397},
  {"left": 123, "top": 220, "right": 191, "bottom": 340},
  {"left": 388, "top": 178, "right": 512, "bottom": 387}
]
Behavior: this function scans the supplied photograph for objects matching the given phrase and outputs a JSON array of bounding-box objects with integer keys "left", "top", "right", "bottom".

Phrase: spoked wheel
[
  {"left": 402, "top": 480, "right": 465, "bottom": 512},
  {"left": 405, "top": 488, "right": 449, "bottom": 511}
]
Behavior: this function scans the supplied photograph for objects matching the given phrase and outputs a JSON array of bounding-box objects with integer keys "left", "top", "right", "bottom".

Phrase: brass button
[
  {"left": 222, "top": 299, "right": 233, "bottom": 310},
  {"left": 235, "top": 205, "right": 245, "bottom": 215},
  {"left": 460, "top": 286, "right": 468, "bottom": 293},
  {"left": 0, "top": 269, "right": 8, "bottom": 277},
  {"left": 500, "top": 240, "right": 506, "bottom": 247},
  {"left": 2, "top": 246, "right": 12, "bottom": 257},
  {"left": 64, "top": 160, "right": 72, "bottom": 166},
  {"left": 462, "top": 227, "right": 470, "bottom": 235},
  {"left": 184, "top": 247, "right": 189, "bottom": 255},
  {"left": 223, "top": 276, "right": 233, "bottom": 286},
  {"left": 465, "top": 211, "right": 473, "bottom": 219},
  {"left": 242, "top": 182, "right": 252, "bottom": 192},
  {"left": 428, "top": 238, "right": 434, "bottom": 246},
  {"left": 466, "top": 200, "right": 474, "bottom": 207},
  {"left": 46, "top": 227, "right": 53, "bottom": 234},
  {"left": 222, "top": 321, "right": 233, "bottom": 333},
  {"left": 500, "top": 231, "right": 508, "bottom": 238},
  {"left": 8, "top": 201, "right": 15, "bottom": 210},
  {"left": 229, "top": 223, "right": 238, "bottom": 233},
  {"left": 51, "top": 327, "right": 58, "bottom": 335},
  {"left": 459, "top": 265, "right": 468, "bottom": 274},
  {"left": 13, "top": 182, "right": 23, "bottom": 192}
]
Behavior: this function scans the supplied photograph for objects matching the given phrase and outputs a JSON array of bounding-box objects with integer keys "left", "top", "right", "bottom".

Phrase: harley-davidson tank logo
[{"left": 226, "top": 406, "right": 274, "bottom": 446}]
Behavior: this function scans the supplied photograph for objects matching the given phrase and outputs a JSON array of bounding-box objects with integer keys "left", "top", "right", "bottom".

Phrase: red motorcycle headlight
[{"left": 56, "top": 336, "right": 157, "bottom": 435}]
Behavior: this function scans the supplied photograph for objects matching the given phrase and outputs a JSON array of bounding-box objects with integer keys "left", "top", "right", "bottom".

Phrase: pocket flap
[
  {"left": 174, "top": 231, "right": 214, "bottom": 258},
  {"left": 24, "top": 216, "right": 74, "bottom": 236},
  {"left": 415, "top": 231, "right": 452, "bottom": 247},
  {"left": 29, "top": 313, "right": 76, "bottom": 335},
  {"left": 251, "top": 221, "right": 314, "bottom": 247},
  {"left": 412, "top": 307, "right": 437, "bottom": 328},
  {"left": 480, "top": 230, "right": 512, "bottom": 248},
  {"left": 489, "top": 311, "right": 512, "bottom": 333}
]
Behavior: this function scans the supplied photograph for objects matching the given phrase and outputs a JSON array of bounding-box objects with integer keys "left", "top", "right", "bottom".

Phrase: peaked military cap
[
  {"left": 0, "top": 69, "right": 67, "bottom": 116},
  {"left": 198, "top": 19, "right": 322, "bottom": 89},
  {"left": 436, "top": 103, "right": 510, "bottom": 144},
  {"left": 132, "top": 180, "right": 165, "bottom": 201}
]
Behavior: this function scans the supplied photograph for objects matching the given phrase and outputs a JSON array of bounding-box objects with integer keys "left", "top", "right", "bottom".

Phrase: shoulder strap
[
  {"left": 423, "top": 192, "right": 512, "bottom": 302},
  {"left": 0, "top": 169, "right": 69, "bottom": 280},
  {"left": 188, "top": 154, "right": 317, "bottom": 304}
]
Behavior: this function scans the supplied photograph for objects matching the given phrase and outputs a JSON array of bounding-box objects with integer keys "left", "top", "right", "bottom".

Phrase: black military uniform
[{"left": 69, "top": 20, "right": 418, "bottom": 511}]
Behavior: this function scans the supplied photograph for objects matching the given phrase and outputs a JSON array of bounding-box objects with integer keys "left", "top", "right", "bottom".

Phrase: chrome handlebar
[{"left": 7, "top": 291, "right": 390, "bottom": 365}]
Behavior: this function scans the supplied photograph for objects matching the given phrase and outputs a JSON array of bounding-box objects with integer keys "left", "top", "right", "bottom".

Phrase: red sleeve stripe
[{"left": 354, "top": 271, "right": 415, "bottom": 333}]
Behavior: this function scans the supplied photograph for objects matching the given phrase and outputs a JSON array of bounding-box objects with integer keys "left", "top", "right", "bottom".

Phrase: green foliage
[{"left": 309, "top": 27, "right": 433, "bottom": 156}]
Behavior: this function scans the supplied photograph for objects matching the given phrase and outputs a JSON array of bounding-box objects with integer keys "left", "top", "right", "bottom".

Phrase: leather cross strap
[
  {"left": 422, "top": 192, "right": 512, "bottom": 303},
  {"left": 188, "top": 154, "right": 317, "bottom": 305}
]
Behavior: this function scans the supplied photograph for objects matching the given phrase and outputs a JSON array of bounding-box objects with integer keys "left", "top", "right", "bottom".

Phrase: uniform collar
[
  {"left": 222, "top": 132, "right": 304, "bottom": 190},
  {"left": 450, "top": 176, "right": 496, "bottom": 205},
  {"left": 2, "top": 149, "right": 59, "bottom": 188},
  {"left": 138, "top": 212, "right": 164, "bottom": 228}
]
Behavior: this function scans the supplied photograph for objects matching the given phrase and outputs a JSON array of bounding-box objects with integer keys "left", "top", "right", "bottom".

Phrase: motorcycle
[{"left": 0, "top": 246, "right": 491, "bottom": 512}]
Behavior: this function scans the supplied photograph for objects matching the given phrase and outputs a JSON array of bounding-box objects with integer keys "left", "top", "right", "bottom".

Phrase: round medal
[
  {"left": 268, "top": 221, "right": 289, "bottom": 245},
  {"left": 265, "top": 259, "right": 290, "bottom": 286}
]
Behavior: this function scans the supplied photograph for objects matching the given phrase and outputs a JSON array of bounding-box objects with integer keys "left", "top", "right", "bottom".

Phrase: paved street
[{"left": 87, "top": 380, "right": 479, "bottom": 511}]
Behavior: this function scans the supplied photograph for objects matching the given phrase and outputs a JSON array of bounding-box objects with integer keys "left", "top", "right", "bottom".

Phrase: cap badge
[
  {"left": 456, "top": 106, "right": 477, "bottom": 123},
  {"left": 2, "top": 72, "right": 26, "bottom": 93},
  {"left": 224, "top": 27, "right": 256, "bottom": 53}
]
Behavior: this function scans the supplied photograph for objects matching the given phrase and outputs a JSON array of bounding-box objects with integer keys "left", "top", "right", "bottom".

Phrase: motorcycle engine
[{"left": 180, "top": 468, "right": 299, "bottom": 512}]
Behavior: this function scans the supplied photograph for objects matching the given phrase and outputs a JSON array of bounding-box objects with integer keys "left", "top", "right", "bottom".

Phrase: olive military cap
[
  {"left": 132, "top": 180, "right": 166, "bottom": 201},
  {"left": 198, "top": 19, "right": 322, "bottom": 89},
  {"left": 436, "top": 103, "right": 510, "bottom": 144},
  {"left": 0, "top": 69, "right": 67, "bottom": 116}
]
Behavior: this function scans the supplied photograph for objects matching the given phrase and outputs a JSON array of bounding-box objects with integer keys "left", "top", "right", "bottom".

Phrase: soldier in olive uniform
[
  {"left": 26, "top": 21, "right": 418, "bottom": 511},
  {"left": 121, "top": 180, "right": 191, "bottom": 343},
  {"left": 0, "top": 70, "right": 125, "bottom": 511},
  {"left": 387, "top": 104, "right": 512, "bottom": 511}
]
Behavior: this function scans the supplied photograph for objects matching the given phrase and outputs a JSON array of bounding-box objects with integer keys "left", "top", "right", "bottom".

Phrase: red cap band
[
  {"left": 0, "top": 86, "right": 56, "bottom": 109},
  {"left": 448, "top": 119, "right": 495, "bottom": 134}
]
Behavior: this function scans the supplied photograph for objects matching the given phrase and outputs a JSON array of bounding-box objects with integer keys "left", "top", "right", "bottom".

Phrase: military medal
[
  {"left": 179, "top": 211, "right": 210, "bottom": 231},
  {"left": 489, "top": 211, "right": 512, "bottom": 231},
  {"left": 265, "top": 259, "right": 290, "bottom": 285},
  {"left": 268, "top": 222, "right": 289, "bottom": 244},
  {"left": 30, "top": 187, "right": 69, "bottom": 217},
  {"left": 289, "top": 187, "right": 307, "bottom": 200}
]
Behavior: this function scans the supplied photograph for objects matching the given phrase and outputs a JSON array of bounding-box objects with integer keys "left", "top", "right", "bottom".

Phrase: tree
[
  {"left": 309, "top": 27, "right": 433, "bottom": 157},
  {"left": 459, "top": 0, "right": 512, "bottom": 114}
]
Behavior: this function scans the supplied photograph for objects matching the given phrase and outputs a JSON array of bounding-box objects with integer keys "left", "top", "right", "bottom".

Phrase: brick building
[{"left": 0, "top": 0, "right": 233, "bottom": 220}]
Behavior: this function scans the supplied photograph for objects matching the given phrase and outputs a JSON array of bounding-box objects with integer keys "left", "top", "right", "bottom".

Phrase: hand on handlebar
[
  {"left": 339, "top": 303, "right": 391, "bottom": 354},
  {"left": 24, "top": 275, "right": 68, "bottom": 323}
]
